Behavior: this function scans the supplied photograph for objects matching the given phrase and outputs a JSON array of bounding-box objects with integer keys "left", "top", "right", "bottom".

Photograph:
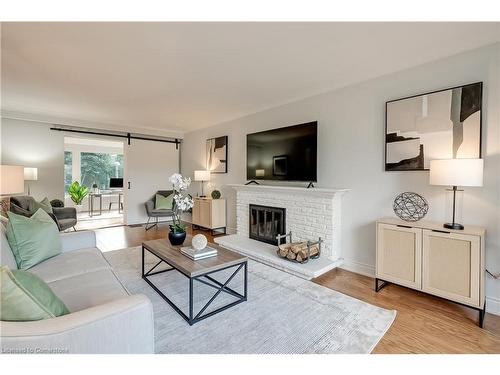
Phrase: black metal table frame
[
  {"left": 141, "top": 245, "right": 247, "bottom": 325},
  {"left": 191, "top": 223, "right": 227, "bottom": 236},
  {"left": 108, "top": 193, "right": 123, "bottom": 213}
]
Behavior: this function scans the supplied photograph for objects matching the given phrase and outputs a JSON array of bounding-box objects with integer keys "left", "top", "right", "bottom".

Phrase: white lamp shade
[
  {"left": 429, "top": 159, "right": 483, "bottom": 187},
  {"left": 194, "top": 170, "right": 211, "bottom": 182},
  {"left": 24, "top": 167, "right": 38, "bottom": 181},
  {"left": 255, "top": 169, "right": 265, "bottom": 177},
  {"left": 0, "top": 165, "right": 25, "bottom": 195}
]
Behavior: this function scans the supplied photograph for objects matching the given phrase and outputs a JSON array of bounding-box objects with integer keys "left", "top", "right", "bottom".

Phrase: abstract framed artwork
[
  {"left": 206, "top": 135, "right": 228, "bottom": 173},
  {"left": 385, "top": 82, "right": 482, "bottom": 171}
]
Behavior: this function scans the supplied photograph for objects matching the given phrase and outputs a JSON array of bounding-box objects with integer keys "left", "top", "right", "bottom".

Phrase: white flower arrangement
[
  {"left": 169, "top": 173, "right": 191, "bottom": 192},
  {"left": 168, "top": 173, "right": 194, "bottom": 233}
]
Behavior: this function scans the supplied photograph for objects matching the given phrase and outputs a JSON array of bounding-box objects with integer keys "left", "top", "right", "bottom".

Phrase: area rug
[{"left": 104, "top": 246, "right": 396, "bottom": 354}]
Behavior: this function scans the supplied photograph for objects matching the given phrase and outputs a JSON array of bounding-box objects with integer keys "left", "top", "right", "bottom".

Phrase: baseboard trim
[
  {"left": 339, "top": 259, "right": 375, "bottom": 278},
  {"left": 486, "top": 296, "right": 500, "bottom": 316}
]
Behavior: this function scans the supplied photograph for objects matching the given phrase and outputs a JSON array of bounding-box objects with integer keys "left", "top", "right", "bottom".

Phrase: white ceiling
[{"left": 2, "top": 22, "right": 500, "bottom": 134}]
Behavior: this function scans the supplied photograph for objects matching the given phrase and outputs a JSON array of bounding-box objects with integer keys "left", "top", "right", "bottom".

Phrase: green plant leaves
[
  {"left": 67, "top": 181, "right": 88, "bottom": 205},
  {"left": 172, "top": 223, "right": 186, "bottom": 233}
]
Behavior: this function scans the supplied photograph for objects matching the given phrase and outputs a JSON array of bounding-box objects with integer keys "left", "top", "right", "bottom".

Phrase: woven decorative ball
[
  {"left": 211, "top": 190, "right": 221, "bottom": 199},
  {"left": 393, "top": 192, "right": 429, "bottom": 222},
  {"left": 192, "top": 234, "right": 208, "bottom": 251}
]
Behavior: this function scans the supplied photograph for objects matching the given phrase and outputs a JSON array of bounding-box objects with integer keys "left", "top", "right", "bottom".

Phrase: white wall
[
  {"left": 0, "top": 118, "right": 65, "bottom": 200},
  {"left": 124, "top": 138, "right": 179, "bottom": 225},
  {"left": 181, "top": 43, "right": 500, "bottom": 314},
  {"left": 1, "top": 119, "right": 181, "bottom": 226}
]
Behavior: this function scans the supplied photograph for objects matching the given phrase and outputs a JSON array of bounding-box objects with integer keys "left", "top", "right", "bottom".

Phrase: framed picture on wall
[
  {"left": 385, "top": 82, "right": 482, "bottom": 171},
  {"left": 206, "top": 136, "right": 228, "bottom": 173}
]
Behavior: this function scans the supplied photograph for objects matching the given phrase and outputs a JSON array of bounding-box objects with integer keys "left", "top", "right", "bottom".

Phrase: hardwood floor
[
  {"left": 74, "top": 210, "right": 124, "bottom": 231},
  {"left": 94, "top": 223, "right": 500, "bottom": 354},
  {"left": 315, "top": 269, "right": 500, "bottom": 353}
]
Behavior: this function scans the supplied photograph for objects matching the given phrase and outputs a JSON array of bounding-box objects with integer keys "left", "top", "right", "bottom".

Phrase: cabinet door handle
[
  {"left": 397, "top": 224, "right": 412, "bottom": 229},
  {"left": 432, "top": 229, "right": 450, "bottom": 234}
]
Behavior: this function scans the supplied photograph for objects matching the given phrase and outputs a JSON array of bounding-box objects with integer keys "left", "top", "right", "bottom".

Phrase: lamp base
[{"left": 443, "top": 222, "right": 464, "bottom": 230}]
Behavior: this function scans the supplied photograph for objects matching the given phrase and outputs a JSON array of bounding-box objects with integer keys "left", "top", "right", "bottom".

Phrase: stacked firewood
[{"left": 277, "top": 241, "right": 320, "bottom": 263}]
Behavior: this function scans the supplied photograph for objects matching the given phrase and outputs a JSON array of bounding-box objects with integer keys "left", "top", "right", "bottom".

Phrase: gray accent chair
[
  {"left": 10, "top": 196, "right": 77, "bottom": 232},
  {"left": 144, "top": 190, "right": 174, "bottom": 231},
  {"left": 0, "top": 226, "right": 154, "bottom": 354}
]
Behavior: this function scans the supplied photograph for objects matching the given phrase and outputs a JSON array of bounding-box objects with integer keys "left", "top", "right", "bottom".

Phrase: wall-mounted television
[{"left": 246, "top": 121, "right": 318, "bottom": 182}]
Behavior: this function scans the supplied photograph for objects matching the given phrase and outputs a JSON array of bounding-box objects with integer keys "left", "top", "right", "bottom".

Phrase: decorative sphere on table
[
  {"left": 393, "top": 192, "right": 429, "bottom": 222},
  {"left": 192, "top": 234, "right": 208, "bottom": 250}
]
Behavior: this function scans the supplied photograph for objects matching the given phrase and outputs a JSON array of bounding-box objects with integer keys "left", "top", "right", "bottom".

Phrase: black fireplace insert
[{"left": 249, "top": 204, "right": 286, "bottom": 245}]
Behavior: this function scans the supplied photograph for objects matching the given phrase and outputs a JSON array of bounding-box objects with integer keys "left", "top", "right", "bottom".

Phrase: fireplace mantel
[{"left": 227, "top": 184, "right": 349, "bottom": 198}]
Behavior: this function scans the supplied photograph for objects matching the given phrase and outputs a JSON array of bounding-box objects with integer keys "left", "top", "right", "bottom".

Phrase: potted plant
[
  {"left": 168, "top": 173, "right": 194, "bottom": 246},
  {"left": 68, "top": 181, "right": 88, "bottom": 211}
]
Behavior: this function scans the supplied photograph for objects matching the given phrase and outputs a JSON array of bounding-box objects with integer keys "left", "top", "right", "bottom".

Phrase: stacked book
[{"left": 180, "top": 246, "right": 218, "bottom": 260}]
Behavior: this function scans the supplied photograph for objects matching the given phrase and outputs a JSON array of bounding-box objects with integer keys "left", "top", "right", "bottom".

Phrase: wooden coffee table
[{"left": 141, "top": 237, "right": 248, "bottom": 325}]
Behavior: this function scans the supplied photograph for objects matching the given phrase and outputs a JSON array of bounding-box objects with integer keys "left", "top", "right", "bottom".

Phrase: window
[
  {"left": 80, "top": 152, "right": 124, "bottom": 190},
  {"left": 64, "top": 151, "right": 72, "bottom": 193}
]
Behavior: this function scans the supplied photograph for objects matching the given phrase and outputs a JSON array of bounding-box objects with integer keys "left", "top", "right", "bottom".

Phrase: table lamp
[
  {"left": 24, "top": 167, "right": 38, "bottom": 195},
  {"left": 0, "top": 165, "right": 25, "bottom": 216},
  {"left": 429, "top": 158, "right": 483, "bottom": 230},
  {"left": 194, "top": 170, "right": 211, "bottom": 198}
]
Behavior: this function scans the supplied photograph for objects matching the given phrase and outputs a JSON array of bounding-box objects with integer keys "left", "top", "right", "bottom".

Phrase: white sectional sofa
[{"left": 0, "top": 228, "right": 154, "bottom": 354}]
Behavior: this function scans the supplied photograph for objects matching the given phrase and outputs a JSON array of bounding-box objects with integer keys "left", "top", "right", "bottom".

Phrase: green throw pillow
[
  {"left": 6, "top": 209, "right": 62, "bottom": 270},
  {"left": 0, "top": 266, "right": 69, "bottom": 321},
  {"left": 155, "top": 193, "right": 173, "bottom": 209},
  {"left": 33, "top": 197, "right": 53, "bottom": 214}
]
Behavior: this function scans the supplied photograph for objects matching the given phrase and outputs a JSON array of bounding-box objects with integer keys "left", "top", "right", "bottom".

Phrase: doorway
[{"left": 63, "top": 136, "right": 125, "bottom": 230}]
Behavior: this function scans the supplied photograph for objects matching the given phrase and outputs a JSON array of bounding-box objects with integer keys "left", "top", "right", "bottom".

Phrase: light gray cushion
[
  {"left": 1, "top": 224, "right": 18, "bottom": 270},
  {"left": 60, "top": 231, "right": 96, "bottom": 252},
  {"left": 47, "top": 269, "right": 129, "bottom": 312},
  {"left": 29, "top": 248, "right": 111, "bottom": 283}
]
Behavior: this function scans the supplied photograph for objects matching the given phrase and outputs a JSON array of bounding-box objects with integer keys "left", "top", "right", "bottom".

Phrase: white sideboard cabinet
[
  {"left": 192, "top": 197, "right": 226, "bottom": 235},
  {"left": 376, "top": 218, "right": 486, "bottom": 327}
]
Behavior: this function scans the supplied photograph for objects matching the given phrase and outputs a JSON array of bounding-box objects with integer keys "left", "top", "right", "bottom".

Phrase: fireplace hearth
[{"left": 249, "top": 204, "right": 286, "bottom": 245}]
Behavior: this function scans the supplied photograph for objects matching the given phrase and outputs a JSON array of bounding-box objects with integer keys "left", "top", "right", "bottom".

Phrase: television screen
[
  {"left": 109, "top": 178, "right": 123, "bottom": 188},
  {"left": 247, "top": 122, "right": 317, "bottom": 182}
]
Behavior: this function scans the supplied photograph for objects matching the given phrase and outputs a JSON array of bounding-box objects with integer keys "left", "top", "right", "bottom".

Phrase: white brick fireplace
[{"left": 215, "top": 184, "right": 348, "bottom": 279}]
